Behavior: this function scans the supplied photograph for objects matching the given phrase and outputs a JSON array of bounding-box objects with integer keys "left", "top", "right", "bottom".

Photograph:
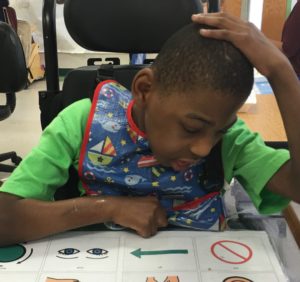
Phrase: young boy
[{"left": 0, "top": 13, "right": 299, "bottom": 246}]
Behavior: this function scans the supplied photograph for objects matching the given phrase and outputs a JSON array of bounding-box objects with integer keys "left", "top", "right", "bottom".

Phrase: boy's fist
[{"left": 111, "top": 196, "right": 168, "bottom": 237}]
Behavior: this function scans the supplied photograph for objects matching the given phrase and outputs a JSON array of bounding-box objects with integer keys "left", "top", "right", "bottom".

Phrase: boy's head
[
  {"left": 131, "top": 23, "right": 254, "bottom": 171},
  {"left": 151, "top": 23, "right": 253, "bottom": 99}
]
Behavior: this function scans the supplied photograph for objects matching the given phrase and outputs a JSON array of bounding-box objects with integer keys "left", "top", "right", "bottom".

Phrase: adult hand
[{"left": 191, "top": 12, "right": 289, "bottom": 78}]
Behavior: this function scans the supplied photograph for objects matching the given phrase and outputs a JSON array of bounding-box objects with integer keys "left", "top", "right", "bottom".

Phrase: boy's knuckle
[{"left": 139, "top": 226, "right": 151, "bottom": 238}]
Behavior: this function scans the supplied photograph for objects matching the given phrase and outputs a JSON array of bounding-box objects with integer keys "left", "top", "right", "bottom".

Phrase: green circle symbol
[{"left": 0, "top": 244, "right": 26, "bottom": 262}]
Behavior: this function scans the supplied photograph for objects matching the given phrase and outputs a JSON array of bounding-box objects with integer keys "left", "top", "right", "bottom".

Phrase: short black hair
[{"left": 151, "top": 23, "right": 254, "bottom": 100}]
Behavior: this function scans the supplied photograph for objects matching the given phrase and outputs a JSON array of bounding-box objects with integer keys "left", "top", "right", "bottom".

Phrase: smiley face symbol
[{"left": 223, "top": 276, "right": 253, "bottom": 282}]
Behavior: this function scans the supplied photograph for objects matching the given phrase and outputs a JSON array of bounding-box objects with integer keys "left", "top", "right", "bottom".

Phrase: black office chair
[{"left": 0, "top": 22, "right": 27, "bottom": 173}]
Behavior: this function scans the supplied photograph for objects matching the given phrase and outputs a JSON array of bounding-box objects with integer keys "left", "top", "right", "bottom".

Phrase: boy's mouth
[{"left": 170, "top": 159, "right": 198, "bottom": 172}]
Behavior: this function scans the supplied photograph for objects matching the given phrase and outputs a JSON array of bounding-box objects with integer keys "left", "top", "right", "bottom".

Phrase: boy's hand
[
  {"left": 110, "top": 196, "right": 168, "bottom": 237},
  {"left": 191, "top": 12, "right": 289, "bottom": 78}
]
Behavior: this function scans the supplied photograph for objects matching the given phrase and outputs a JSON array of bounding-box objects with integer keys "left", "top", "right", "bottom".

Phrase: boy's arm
[
  {"left": 0, "top": 192, "right": 167, "bottom": 246},
  {"left": 192, "top": 12, "right": 300, "bottom": 203}
]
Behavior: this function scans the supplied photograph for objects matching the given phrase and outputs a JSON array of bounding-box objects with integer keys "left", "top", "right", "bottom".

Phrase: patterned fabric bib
[{"left": 79, "top": 80, "right": 225, "bottom": 230}]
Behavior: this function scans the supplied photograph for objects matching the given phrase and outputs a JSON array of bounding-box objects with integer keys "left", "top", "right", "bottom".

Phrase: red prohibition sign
[{"left": 211, "top": 240, "right": 253, "bottom": 264}]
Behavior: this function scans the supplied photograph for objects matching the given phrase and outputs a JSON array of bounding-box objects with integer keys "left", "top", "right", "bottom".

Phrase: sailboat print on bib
[{"left": 88, "top": 136, "right": 117, "bottom": 166}]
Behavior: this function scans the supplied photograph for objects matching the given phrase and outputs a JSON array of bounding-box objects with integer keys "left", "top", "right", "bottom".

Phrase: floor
[
  {"left": 1, "top": 79, "right": 300, "bottom": 281},
  {"left": 0, "top": 79, "right": 43, "bottom": 180}
]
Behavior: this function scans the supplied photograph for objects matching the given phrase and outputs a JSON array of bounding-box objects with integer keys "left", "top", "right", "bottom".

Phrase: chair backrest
[
  {"left": 64, "top": 0, "right": 202, "bottom": 53},
  {"left": 0, "top": 21, "right": 27, "bottom": 120}
]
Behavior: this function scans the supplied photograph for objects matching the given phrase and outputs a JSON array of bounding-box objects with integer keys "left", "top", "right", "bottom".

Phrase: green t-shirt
[{"left": 0, "top": 98, "right": 290, "bottom": 214}]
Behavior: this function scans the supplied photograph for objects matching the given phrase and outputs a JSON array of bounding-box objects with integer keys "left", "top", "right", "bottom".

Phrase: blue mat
[{"left": 254, "top": 77, "right": 273, "bottom": 94}]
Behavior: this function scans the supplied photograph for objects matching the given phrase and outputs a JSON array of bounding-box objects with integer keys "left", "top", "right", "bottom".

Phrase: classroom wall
[
  {"left": 10, "top": 0, "right": 86, "bottom": 53},
  {"left": 249, "top": 0, "right": 264, "bottom": 28}
]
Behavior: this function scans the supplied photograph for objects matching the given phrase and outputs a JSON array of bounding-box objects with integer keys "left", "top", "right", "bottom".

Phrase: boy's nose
[{"left": 189, "top": 137, "right": 215, "bottom": 158}]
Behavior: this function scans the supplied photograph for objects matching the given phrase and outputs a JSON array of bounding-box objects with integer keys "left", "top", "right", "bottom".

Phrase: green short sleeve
[
  {"left": 222, "top": 119, "right": 290, "bottom": 214},
  {"left": 0, "top": 99, "right": 91, "bottom": 200}
]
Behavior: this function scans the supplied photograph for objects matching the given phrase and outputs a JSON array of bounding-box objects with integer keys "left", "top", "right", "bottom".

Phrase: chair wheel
[{"left": 11, "top": 155, "right": 22, "bottom": 165}]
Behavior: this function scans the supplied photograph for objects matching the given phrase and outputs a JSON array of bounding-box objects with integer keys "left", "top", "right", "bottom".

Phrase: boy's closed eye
[
  {"left": 181, "top": 120, "right": 234, "bottom": 136},
  {"left": 182, "top": 124, "right": 205, "bottom": 134}
]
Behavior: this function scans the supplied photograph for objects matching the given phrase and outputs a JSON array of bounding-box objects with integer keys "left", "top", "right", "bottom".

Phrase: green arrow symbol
[{"left": 131, "top": 248, "right": 188, "bottom": 258}]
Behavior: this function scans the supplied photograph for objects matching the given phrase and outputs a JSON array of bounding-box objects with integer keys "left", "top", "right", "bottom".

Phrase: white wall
[
  {"left": 248, "top": 0, "right": 264, "bottom": 29},
  {"left": 10, "top": 0, "right": 88, "bottom": 53}
]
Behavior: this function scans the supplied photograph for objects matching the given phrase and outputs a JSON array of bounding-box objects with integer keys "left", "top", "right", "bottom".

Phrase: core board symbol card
[
  {"left": 0, "top": 230, "right": 288, "bottom": 282},
  {"left": 42, "top": 232, "right": 120, "bottom": 272}
]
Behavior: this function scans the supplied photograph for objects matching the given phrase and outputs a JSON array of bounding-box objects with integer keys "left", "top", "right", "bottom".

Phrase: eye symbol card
[{"left": 42, "top": 232, "right": 119, "bottom": 272}]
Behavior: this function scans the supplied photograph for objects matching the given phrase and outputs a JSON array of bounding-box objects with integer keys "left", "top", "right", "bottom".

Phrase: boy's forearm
[
  {"left": 0, "top": 194, "right": 116, "bottom": 246},
  {"left": 0, "top": 192, "right": 167, "bottom": 246}
]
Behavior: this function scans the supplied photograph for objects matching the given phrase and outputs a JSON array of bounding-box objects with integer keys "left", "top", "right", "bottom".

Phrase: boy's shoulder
[
  {"left": 49, "top": 98, "right": 92, "bottom": 134},
  {"left": 222, "top": 118, "right": 268, "bottom": 156},
  {"left": 225, "top": 118, "right": 249, "bottom": 136},
  {"left": 57, "top": 98, "right": 92, "bottom": 122},
  {"left": 60, "top": 98, "right": 92, "bottom": 116}
]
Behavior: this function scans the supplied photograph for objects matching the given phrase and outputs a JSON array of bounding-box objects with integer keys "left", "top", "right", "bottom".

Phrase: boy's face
[{"left": 132, "top": 68, "right": 245, "bottom": 171}]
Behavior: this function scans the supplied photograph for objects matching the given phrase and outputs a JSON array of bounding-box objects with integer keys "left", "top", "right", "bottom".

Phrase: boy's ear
[{"left": 131, "top": 68, "right": 154, "bottom": 106}]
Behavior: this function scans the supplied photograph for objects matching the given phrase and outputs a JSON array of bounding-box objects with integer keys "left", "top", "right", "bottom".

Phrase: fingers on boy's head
[{"left": 152, "top": 23, "right": 253, "bottom": 100}]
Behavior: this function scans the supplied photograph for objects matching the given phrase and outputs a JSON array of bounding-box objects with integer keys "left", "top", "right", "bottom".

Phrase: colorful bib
[{"left": 79, "top": 80, "right": 225, "bottom": 231}]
